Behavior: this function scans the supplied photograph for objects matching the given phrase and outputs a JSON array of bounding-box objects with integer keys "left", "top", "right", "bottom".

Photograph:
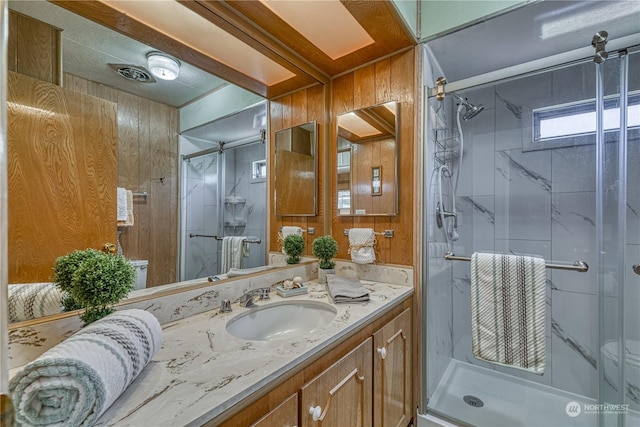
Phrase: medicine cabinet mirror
[
  {"left": 274, "top": 121, "right": 318, "bottom": 216},
  {"left": 336, "top": 101, "right": 398, "bottom": 216}
]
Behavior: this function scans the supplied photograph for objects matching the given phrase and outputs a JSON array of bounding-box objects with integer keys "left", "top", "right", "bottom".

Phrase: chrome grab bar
[{"left": 444, "top": 252, "right": 589, "bottom": 273}]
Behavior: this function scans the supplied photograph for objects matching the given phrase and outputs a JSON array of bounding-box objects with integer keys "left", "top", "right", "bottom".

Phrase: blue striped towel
[
  {"left": 470, "top": 252, "right": 546, "bottom": 374},
  {"left": 9, "top": 309, "right": 162, "bottom": 426}
]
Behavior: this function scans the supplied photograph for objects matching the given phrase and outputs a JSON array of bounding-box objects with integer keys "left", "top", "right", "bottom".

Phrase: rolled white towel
[
  {"left": 8, "top": 283, "right": 64, "bottom": 322},
  {"left": 348, "top": 228, "right": 376, "bottom": 264},
  {"left": 9, "top": 309, "right": 162, "bottom": 426}
]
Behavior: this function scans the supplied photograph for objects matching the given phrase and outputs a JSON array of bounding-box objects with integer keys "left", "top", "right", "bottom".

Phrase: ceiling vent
[{"left": 109, "top": 64, "right": 157, "bottom": 83}]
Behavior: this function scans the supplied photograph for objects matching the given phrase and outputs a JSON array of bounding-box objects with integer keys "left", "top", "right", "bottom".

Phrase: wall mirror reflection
[
  {"left": 337, "top": 101, "right": 398, "bottom": 216},
  {"left": 274, "top": 121, "right": 317, "bottom": 216},
  {"left": 5, "top": 0, "right": 267, "bottom": 325}
]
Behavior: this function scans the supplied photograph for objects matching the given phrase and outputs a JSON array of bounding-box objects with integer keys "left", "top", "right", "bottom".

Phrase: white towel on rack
[
  {"left": 117, "top": 187, "right": 128, "bottom": 221},
  {"left": 221, "top": 236, "right": 247, "bottom": 274},
  {"left": 280, "top": 226, "right": 303, "bottom": 254},
  {"left": 470, "top": 252, "right": 546, "bottom": 374},
  {"left": 348, "top": 228, "right": 375, "bottom": 264}
]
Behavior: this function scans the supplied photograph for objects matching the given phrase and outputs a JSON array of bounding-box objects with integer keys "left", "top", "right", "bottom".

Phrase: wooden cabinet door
[
  {"left": 373, "top": 308, "right": 412, "bottom": 427},
  {"left": 301, "top": 337, "right": 373, "bottom": 427},
  {"left": 251, "top": 393, "right": 298, "bottom": 427},
  {"left": 7, "top": 71, "right": 117, "bottom": 283}
]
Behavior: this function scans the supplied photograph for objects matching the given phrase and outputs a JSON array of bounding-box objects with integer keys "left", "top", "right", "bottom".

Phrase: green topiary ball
[
  {"left": 312, "top": 235, "right": 338, "bottom": 269},
  {"left": 283, "top": 234, "right": 305, "bottom": 264}
]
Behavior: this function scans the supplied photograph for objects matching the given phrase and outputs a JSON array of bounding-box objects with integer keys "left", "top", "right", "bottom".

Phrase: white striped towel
[
  {"left": 9, "top": 309, "right": 162, "bottom": 426},
  {"left": 221, "top": 236, "right": 248, "bottom": 274},
  {"left": 280, "top": 226, "right": 303, "bottom": 254},
  {"left": 8, "top": 283, "right": 64, "bottom": 322},
  {"left": 470, "top": 252, "right": 546, "bottom": 374},
  {"left": 348, "top": 228, "right": 375, "bottom": 264},
  {"left": 117, "top": 187, "right": 128, "bottom": 221}
]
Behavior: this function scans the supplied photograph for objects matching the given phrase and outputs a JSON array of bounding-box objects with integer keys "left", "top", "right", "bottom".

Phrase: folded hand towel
[
  {"left": 117, "top": 187, "right": 128, "bottom": 221},
  {"left": 470, "top": 252, "right": 546, "bottom": 374},
  {"left": 326, "top": 274, "right": 370, "bottom": 303},
  {"left": 221, "top": 236, "right": 247, "bottom": 274},
  {"left": 8, "top": 283, "right": 64, "bottom": 322},
  {"left": 117, "top": 190, "right": 134, "bottom": 227},
  {"left": 9, "top": 309, "right": 162, "bottom": 426},
  {"left": 348, "top": 228, "right": 376, "bottom": 264}
]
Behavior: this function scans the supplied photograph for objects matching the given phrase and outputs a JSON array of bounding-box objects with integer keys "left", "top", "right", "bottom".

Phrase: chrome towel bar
[
  {"left": 444, "top": 252, "right": 589, "bottom": 273},
  {"left": 188, "top": 234, "right": 261, "bottom": 244}
]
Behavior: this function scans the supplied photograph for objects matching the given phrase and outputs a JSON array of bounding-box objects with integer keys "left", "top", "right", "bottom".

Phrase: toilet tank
[{"left": 130, "top": 260, "right": 148, "bottom": 290}]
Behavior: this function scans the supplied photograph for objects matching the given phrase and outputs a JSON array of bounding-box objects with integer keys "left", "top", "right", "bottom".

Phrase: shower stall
[
  {"left": 180, "top": 140, "right": 267, "bottom": 280},
  {"left": 421, "top": 41, "right": 640, "bottom": 426}
]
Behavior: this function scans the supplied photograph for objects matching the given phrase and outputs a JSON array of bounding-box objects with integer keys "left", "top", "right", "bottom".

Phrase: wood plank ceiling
[{"left": 50, "top": 0, "right": 416, "bottom": 98}]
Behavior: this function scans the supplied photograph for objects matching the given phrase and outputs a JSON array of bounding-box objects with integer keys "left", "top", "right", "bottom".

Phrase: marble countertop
[{"left": 94, "top": 280, "right": 412, "bottom": 426}]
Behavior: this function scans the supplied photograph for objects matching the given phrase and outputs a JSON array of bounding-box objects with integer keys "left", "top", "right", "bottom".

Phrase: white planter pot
[{"left": 318, "top": 268, "right": 335, "bottom": 284}]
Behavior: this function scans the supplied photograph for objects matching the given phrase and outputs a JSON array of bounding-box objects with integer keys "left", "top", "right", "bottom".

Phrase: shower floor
[{"left": 427, "top": 360, "right": 639, "bottom": 427}]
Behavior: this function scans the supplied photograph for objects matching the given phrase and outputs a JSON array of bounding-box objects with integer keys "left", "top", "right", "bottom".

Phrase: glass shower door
[{"left": 598, "top": 48, "right": 640, "bottom": 426}]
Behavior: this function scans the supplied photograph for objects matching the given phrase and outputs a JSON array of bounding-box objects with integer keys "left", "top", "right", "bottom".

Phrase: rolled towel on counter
[
  {"left": 326, "top": 274, "right": 370, "bottom": 304},
  {"left": 8, "top": 283, "right": 64, "bottom": 322},
  {"left": 9, "top": 309, "right": 162, "bottom": 427},
  {"left": 348, "top": 228, "right": 376, "bottom": 264}
]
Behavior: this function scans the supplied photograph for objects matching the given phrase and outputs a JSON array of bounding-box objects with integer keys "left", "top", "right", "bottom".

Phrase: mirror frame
[
  {"left": 336, "top": 101, "right": 399, "bottom": 216},
  {"left": 274, "top": 121, "right": 318, "bottom": 216}
]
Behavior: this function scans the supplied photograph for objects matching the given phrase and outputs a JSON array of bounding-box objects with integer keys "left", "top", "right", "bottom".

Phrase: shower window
[{"left": 529, "top": 92, "right": 640, "bottom": 149}]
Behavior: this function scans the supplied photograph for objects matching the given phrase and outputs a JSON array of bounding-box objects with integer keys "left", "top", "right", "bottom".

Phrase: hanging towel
[
  {"left": 9, "top": 309, "right": 162, "bottom": 427},
  {"left": 470, "top": 252, "right": 546, "bottom": 374},
  {"left": 8, "top": 283, "right": 64, "bottom": 322},
  {"left": 117, "top": 187, "right": 128, "bottom": 221},
  {"left": 280, "top": 226, "right": 303, "bottom": 254},
  {"left": 117, "top": 190, "right": 135, "bottom": 227},
  {"left": 326, "top": 274, "right": 370, "bottom": 303},
  {"left": 348, "top": 228, "right": 376, "bottom": 264},
  {"left": 221, "top": 236, "right": 247, "bottom": 274}
]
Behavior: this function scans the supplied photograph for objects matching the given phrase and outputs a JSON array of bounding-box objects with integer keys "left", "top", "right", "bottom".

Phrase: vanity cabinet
[
  {"left": 301, "top": 338, "right": 373, "bottom": 426},
  {"left": 250, "top": 393, "right": 298, "bottom": 427},
  {"left": 217, "top": 300, "right": 413, "bottom": 427},
  {"left": 373, "top": 308, "right": 412, "bottom": 427}
]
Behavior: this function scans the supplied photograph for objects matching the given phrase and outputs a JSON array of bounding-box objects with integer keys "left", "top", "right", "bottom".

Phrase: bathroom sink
[{"left": 226, "top": 300, "right": 337, "bottom": 341}]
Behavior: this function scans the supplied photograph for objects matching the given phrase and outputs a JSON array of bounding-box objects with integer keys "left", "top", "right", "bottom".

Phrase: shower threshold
[{"left": 426, "top": 360, "right": 604, "bottom": 427}]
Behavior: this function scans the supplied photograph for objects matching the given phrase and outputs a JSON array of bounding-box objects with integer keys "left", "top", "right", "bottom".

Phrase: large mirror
[
  {"left": 5, "top": 1, "right": 270, "bottom": 324},
  {"left": 337, "top": 101, "right": 398, "bottom": 216},
  {"left": 274, "top": 122, "right": 317, "bottom": 216}
]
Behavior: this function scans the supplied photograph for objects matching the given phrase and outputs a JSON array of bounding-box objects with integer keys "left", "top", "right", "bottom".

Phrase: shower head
[{"left": 453, "top": 94, "right": 484, "bottom": 121}]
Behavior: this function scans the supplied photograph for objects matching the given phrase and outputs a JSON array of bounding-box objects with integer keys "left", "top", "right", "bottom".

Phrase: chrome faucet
[{"left": 238, "top": 288, "right": 271, "bottom": 308}]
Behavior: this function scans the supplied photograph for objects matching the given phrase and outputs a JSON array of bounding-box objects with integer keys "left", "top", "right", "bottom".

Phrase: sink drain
[{"left": 463, "top": 395, "right": 484, "bottom": 408}]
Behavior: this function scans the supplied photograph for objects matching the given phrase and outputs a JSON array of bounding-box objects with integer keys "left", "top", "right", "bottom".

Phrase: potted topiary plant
[
  {"left": 53, "top": 249, "right": 135, "bottom": 324},
  {"left": 283, "top": 234, "right": 305, "bottom": 264},
  {"left": 312, "top": 235, "right": 338, "bottom": 284}
]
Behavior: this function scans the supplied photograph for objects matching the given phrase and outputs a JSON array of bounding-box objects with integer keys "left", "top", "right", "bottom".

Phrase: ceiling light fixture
[{"left": 146, "top": 52, "right": 180, "bottom": 81}]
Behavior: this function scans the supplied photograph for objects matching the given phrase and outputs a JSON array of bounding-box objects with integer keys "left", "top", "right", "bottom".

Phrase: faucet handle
[
  {"left": 220, "top": 299, "right": 232, "bottom": 313},
  {"left": 258, "top": 287, "right": 270, "bottom": 301}
]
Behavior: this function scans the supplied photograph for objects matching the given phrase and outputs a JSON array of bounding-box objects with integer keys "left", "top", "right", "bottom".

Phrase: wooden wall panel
[
  {"left": 331, "top": 50, "right": 415, "bottom": 266},
  {"left": 7, "top": 71, "right": 117, "bottom": 282},
  {"left": 269, "top": 85, "right": 326, "bottom": 256},
  {"left": 64, "top": 74, "right": 179, "bottom": 287},
  {"left": 8, "top": 11, "right": 61, "bottom": 85}
]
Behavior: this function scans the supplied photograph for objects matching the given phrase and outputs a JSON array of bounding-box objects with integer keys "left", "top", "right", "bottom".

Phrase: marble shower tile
[
  {"left": 455, "top": 107, "right": 496, "bottom": 198},
  {"left": 495, "top": 149, "right": 552, "bottom": 241},
  {"left": 551, "top": 191, "right": 596, "bottom": 295},
  {"left": 551, "top": 290, "right": 597, "bottom": 398},
  {"left": 426, "top": 266, "right": 454, "bottom": 394},
  {"left": 453, "top": 195, "right": 495, "bottom": 256}
]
